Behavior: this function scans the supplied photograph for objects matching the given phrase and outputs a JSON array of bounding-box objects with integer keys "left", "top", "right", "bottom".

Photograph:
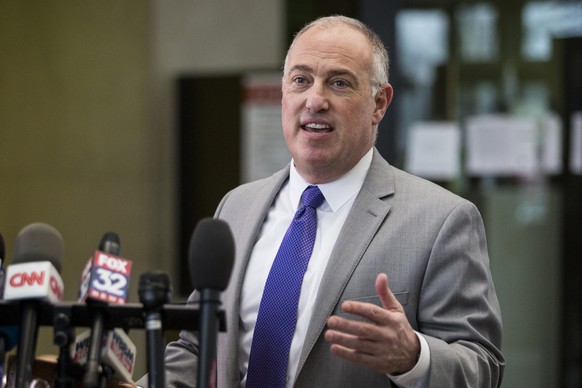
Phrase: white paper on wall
[
  {"left": 541, "top": 113, "right": 563, "bottom": 175},
  {"left": 466, "top": 115, "right": 537, "bottom": 176},
  {"left": 405, "top": 121, "right": 460, "bottom": 180},
  {"left": 571, "top": 111, "right": 582, "bottom": 175},
  {"left": 241, "top": 73, "right": 290, "bottom": 183}
]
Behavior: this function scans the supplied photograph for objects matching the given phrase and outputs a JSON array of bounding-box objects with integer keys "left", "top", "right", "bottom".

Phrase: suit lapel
[
  {"left": 230, "top": 166, "right": 291, "bottom": 298},
  {"left": 223, "top": 167, "right": 290, "bottom": 385},
  {"left": 296, "top": 149, "right": 396, "bottom": 375}
]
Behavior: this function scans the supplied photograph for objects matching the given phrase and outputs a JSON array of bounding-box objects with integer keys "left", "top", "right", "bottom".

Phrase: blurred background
[{"left": 0, "top": 0, "right": 581, "bottom": 386}]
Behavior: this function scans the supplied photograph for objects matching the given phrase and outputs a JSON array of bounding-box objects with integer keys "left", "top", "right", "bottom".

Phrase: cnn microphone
[
  {"left": 189, "top": 218, "right": 234, "bottom": 388},
  {"left": 70, "top": 328, "right": 137, "bottom": 383},
  {"left": 78, "top": 232, "right": 131, "bottom": 388},
  {"left": 3, "top": 223, "right": 64, "bottom": 388},
  {"left": 138, "top": 271, "right": 171, "bottom": 388}
]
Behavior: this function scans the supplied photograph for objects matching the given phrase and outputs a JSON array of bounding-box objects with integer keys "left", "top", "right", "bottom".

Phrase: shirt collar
[{"left": 289, "top": 148, "right": 374, "bottom": 212}]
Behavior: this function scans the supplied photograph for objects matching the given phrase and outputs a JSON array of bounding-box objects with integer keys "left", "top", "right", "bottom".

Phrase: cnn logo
[{"left": 4, "top": 261, "right": 64, "bottom": 302}]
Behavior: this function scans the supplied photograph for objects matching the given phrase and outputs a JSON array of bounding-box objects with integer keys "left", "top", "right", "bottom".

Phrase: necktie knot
[{"left": 301, "top": 185, "right": 324, "bottom": 209}]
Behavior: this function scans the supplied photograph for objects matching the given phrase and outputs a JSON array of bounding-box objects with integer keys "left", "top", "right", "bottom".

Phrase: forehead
[{"left": 287, "top": 25, "right": 373, "bottom": 75}]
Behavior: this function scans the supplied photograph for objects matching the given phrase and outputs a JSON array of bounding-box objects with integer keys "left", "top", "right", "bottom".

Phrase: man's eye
[
  {"left": 293, "top": 77, "right": 307, "bottom": 84},
  {"left": 332, "top": 79, "right": 349, "bottom": 88}
]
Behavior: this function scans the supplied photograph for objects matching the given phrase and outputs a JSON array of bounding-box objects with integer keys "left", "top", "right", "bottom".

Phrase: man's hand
[{"left": 324, "top": 273, "right": 420, "bottom": 375}]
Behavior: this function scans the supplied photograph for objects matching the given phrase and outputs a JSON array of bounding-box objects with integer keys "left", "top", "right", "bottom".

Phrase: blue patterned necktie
[{"left": 246, "top": 185, "right": 325, "bottom": 388}]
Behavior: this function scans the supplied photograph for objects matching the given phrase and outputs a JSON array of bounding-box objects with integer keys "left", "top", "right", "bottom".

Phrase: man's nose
[{"left": 305, "top": 83, "right": 329, "bottom": 112}]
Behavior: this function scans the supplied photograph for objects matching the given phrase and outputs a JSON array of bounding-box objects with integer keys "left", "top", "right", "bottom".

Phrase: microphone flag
[{"left": 79, "top": 251, "right": 132, "bottom": 304}]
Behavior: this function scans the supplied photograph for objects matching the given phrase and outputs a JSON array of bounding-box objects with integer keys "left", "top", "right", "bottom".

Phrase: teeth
[{"left": 305, "top": 123, "right": 330, "bottom": 129}]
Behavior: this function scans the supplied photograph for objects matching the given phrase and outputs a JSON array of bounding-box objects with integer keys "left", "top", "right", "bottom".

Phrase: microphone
[
  {"left": 78, "top": 232, "right": 132, "bottom": 388},
  {"left": 138, "top": 271, "right": 172, "bottom": 388},
  {"left": 0, "top": 231, "right": 5, "bottom": 297},
  {"left": 3, "top": 223, "right": 64, "bottom": 388},
  {"left": 0, "top": 232, "right": 20, "bottom": 350},
  {"left": 0, "top": 233, "right": 20, "bottom": 382},
  {"left": 189, "top": 218, "right": 234, "bottom": 388},
  {"left": 79, "top": 232, "right": 127, "bottom": 304},
  {"left": 70, "top": 328, "right": 136, "bottom": 383}
]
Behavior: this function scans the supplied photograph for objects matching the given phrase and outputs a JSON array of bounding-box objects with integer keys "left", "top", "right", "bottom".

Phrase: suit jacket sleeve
[{"left": 417, "top": 200, "right": 504, "bottom": 387}]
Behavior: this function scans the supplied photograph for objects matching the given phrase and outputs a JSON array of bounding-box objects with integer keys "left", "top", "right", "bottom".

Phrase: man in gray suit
[{"left": 158, "top": 15, "right": 504, "bottom": 388}]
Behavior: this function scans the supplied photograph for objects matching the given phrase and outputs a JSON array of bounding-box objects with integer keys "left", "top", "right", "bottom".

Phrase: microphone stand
[
  {"left": 197, "top": 288, "right": 221, "bottom": 388},
  {"left": 15, "top": 301, "right": 39, "bottom": 388},
  {"left": 84, "top": 305, "right": 106, "bottom": 388},
  {"left": 0, "top": 337, "right": 5, "bottom": 384},
  {"left": 0, "top": 300, "right": 228, "bottom": 386},
  {"left": 138, "top": 272, "right": 171, "bottom": 388},
  {"left": 99, "top": 364, "right": 113, "bottom": 388},
  {"left": 145, "top": 310, "right": 165, "bottom": 388},
  {"left": 53, "top": 312, "right": 78, "bottom": 388}
]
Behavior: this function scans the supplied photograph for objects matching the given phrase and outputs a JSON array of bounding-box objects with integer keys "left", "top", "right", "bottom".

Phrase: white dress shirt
[{"left": 238, "top": 148, "right": 429, "bottom": 388}]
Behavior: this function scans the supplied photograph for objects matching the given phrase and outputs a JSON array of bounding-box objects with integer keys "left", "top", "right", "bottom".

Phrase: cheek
[
  {"left": 351, "top": 98, "right": 378, "bottom": 126},
  {"left": 341, "top": 104, "right": 376, "bottom": 142},
  {"left": 341, "top": 101, "right": 369, "bottom": 127},
  {"left": 282, "top": 92, "right": 303, "bottom": 111},
  {"left": 281, "top": 101, "right": 293, "bottom": 124}
]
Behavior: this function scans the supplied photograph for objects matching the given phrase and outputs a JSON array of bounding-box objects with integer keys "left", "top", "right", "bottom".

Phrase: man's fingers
[
  {"left": 375, "top": 273, "right": 402, "bottom": 312},
  {"left": 325, "top": 319, "right": 385, "bottom": 355},
  {"left": 325, "top": 274, "right": 419, "bottom": 375},
  {"left": 327, "top": 315, "right": 376, "bottom": 339},
  {"left": 337, "top": 274, "right": 403, "bottom": 325},
  {"left": 328, "top": 342, "right": 379, "bottom": 366},
  {"left": 339, "top": 299, "right": 391, "bottom": 325}
]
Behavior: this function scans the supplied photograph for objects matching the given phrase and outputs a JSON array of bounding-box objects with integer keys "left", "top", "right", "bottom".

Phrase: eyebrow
[
  {"left": 287, "top": 64, "right": 359, "bottom": 83},
  {"left": 287, "top": 64, "right": 313, "bottom": 74}
]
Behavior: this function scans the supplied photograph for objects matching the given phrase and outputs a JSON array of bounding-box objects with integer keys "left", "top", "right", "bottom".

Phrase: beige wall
[
  {"left": 149, "top": 0, "right": 285, "bottom": 299},
  {"left": 0, "top": 0, "right": 156, "bottom": 375},
  {"left": 0, "top": 0, "right": 283, "bottom": 380}
]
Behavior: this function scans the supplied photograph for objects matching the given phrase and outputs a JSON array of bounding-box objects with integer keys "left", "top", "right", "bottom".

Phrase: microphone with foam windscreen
[
  {"left": 3, "top": 223, "right": 64, "bottom": 388},
  {"left": 78, "top": 232, "right": 131, "bottom": 388},
  {"left": 189, "top": 218, "right": 234, "bottom": 388},
  {"left": 138, "top": 271, "right": 172, "bottom": 388}
]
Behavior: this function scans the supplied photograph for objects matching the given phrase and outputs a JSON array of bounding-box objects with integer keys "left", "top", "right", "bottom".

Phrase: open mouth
[{"left": 302, "top": 122, "right": 333, "bottom": 133}]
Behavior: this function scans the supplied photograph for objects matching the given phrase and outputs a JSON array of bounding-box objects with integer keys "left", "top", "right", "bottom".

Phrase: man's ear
[{"left": 372, "top": 83, "right": 393, "bottom": 125}]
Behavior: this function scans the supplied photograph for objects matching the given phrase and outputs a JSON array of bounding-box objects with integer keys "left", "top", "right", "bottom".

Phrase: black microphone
[
  {"left": 3, "top": 223, "right": 64, "bottom": 388},
  {"left": 0, "top": 232, "right": 20, "bottom": 382},
  {"left": 189, "top": 218, "right": 234, "bottom": 388},
  {"left": 78, "top": 232, "right": 132, "bottom": 388},
  {"left": 0, "top": 233, "right": 19, "bottom": 348},
  {"left": 138, "top": 271, "right": 171, "bottom": 388},
  {"left": 0, "top": 232, "right": 5, "bottom": 297}
]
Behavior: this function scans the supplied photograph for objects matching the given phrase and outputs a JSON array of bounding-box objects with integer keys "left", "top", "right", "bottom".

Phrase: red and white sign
[
  {"left": 71, "top": 328, "right": 136, "bottom": 382},
  {"left": 4, "top": 261, "right": 64, "bottom": 302},
  {"left": 241, "top": 73, "right": 290, "bottom": 183}
]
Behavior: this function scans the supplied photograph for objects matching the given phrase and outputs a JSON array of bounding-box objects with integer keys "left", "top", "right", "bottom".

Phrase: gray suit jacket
[{"left": 161, "top": 149, "right": 505, "bottom": 387}]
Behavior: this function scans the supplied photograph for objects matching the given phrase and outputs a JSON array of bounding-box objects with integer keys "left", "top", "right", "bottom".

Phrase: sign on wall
[{"left": 241, "top": 73, "right": 290, "bottom": 183}]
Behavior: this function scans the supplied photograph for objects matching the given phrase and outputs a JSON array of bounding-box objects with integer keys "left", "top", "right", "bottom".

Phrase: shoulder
[
  {"left": 392, "top": 166, "right": 466, "bottom": 204},
  {"left": 223, "top": 170, "right": 286, "bottom": 203},
  {"left": 215, "top": 165, "right": 290, "bottom": 217},
  {"left": 372, "top": 160, "right": 480, "bottom": 224},
  {"left": 368, "top": 150, "right": 470, "bottom": 209}
]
